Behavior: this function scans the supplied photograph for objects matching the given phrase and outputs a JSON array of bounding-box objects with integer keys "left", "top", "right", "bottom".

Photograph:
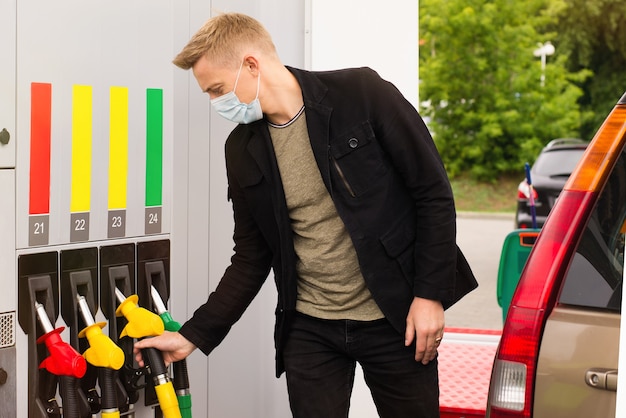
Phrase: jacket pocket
[
  {"left": 329, "top": 121, "right": 388, "bottom": 196},
  {"left": 229, "top": 164, "right": 265, "bottom": 204},
  {"left": 235, "top": 165, "right": 264, "bottom": 188},
  {"left": 379, "top": 213, "right": 417, "bottom": 284}
]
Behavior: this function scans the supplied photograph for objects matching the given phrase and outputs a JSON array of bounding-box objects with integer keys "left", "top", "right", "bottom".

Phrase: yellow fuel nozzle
[
  {"left": 113, "top": 289, "right": 179, "bottom": 417},
  {"left": 79, "top": 323, "right": 125, "bottom": 370},
  {"left": 114, "top": 290, "right": 165, "bottom": 339},
  {"left": 76, "top": 295, "right": 125, "bottom": 370}
]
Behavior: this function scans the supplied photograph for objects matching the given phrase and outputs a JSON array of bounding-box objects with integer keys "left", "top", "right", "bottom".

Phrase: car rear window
[
  {"left": 533, "top": 149, "right": 586, "bottom": 177},
  {"left": 558, "top": 148, "right": 626, "bottom": 312}
]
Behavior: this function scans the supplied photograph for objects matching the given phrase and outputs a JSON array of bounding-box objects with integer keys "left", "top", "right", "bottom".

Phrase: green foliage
[
  {"left": 419, "top": 0, "right": 590, "bottom": 180},
  {"left": 552, "top": 0, "right": 626, "bottom": 139}
]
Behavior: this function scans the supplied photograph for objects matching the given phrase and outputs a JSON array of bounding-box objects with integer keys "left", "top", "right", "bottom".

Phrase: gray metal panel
[
  {"left": 0, "top": 170, "right": 15, "bottom": 313},
  {"left": 172, "top": 2, "right": 211, "bottom": 415},
  {"left": 0, "top": 0, "right": 16, "bottom": 168},
  {"left": 12, "top": 2, "right": 176, "bottom": 417},
  {"left": 170, "top": 0, "right": 210, "bottom": 414},
  {"left": 15, "top": 0, "right": 174, "bottom": 248},
  {"left": 0, "top": 346, "right": 16, "bottom": 418}
]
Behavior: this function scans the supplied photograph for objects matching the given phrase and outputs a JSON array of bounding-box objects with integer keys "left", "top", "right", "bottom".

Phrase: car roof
[{"left": 542, "top": 138, "right": 588, "bottom": 151}]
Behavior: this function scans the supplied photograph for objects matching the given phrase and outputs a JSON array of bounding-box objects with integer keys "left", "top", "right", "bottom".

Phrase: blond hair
[{"left": 173, "top": 13, "right": 278, "bottom": 70}]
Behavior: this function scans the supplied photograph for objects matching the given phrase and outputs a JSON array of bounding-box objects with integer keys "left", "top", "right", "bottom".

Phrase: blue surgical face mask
[{"left": 210, "top": 61, "right": 263, "bottom": 124}]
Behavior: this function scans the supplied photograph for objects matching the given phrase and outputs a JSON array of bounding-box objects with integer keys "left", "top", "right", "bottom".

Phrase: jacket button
[{"left": 348, "top": 138, "right": 359, "bottom": 148}]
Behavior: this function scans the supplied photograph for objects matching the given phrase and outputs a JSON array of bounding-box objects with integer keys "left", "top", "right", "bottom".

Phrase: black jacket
[{"left": 179, "top": 67, "right": 478, "bottom": 376}]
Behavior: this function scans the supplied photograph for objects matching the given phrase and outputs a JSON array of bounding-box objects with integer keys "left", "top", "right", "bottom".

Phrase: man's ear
[{"left": 242, "top": 55, "right": 260, "bottom": 75}]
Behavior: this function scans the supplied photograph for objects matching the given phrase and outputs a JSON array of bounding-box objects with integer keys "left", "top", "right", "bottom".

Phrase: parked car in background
[
  {"left": 515, "top": 138, "right": 588, "bottom": 228},
  {"left": 487, "top": 92, "right": 626, "bottom": 417}
]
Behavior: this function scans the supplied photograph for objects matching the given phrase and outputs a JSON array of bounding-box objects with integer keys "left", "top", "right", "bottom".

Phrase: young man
[{"left": 135, "top": 12, "right": 477, "bottom": 417}]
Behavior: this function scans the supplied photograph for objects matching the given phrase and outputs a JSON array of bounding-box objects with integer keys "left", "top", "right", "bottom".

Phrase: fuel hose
[
  {"left": 142, "top": 345, "right": 181, "bottom": 418},
  {"left": 77, "top": 294, "right": 125, "bottom": 418},
  {"left": 114, "top": 288, "right": 181, "bottom": 418},
  {"left": 35, "top": 302, "right": 87, "bottom": 417},
  {"left": 151, "top": 286, "right": 192, "bottom": 417},
  {"left": 59, "top": 375, "right": 81, "bottom": 418},
  {"left": 99, "top": 368, "right": 120, "bottom": 418}
]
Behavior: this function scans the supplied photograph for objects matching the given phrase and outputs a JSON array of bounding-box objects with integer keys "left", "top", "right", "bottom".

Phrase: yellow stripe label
[
  {"left": 71, "top": 85, "right": 92, "bottom": 212},
  {"left": 108, "top": 86, "right": 129, "bottom": 210}
]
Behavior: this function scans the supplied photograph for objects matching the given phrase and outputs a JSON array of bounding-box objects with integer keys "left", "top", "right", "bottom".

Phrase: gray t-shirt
[{"left": 268, "top": 108, "right": 383, "bottom": 321}]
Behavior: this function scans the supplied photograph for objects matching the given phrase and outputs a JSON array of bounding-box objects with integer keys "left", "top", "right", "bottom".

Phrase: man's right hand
[{"left": 133, "top": 331, "right": 197, "bottom": 367}]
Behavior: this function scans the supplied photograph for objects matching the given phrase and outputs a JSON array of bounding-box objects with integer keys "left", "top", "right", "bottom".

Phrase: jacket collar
[
  {"left": 286, "top": 67, "right": 333, "bottom": 189},
  {"left": 286, "top": 66, "right": 328, "bottom": 106},
  {"left": 244, "top": 67, "right": 333, "bottom": 191}
]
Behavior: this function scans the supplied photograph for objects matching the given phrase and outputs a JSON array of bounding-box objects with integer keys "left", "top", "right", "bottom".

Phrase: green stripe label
[{"left": 146, "top": 88, "right": 163, "bottom": 207}]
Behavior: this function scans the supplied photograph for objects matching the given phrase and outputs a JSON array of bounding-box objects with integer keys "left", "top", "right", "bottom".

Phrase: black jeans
[{"left": 283, "top": 313, "right": 439, "bottom": 418}]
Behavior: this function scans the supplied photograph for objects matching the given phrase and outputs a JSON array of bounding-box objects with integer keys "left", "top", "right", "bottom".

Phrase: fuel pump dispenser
[
  {"left": 35, "top": 301, "right": 88, "bottom": 418},
  {"left": 60, "top": 249, "right": 102, "bottom": 414},
  {"left": 18, "top": 253, "right": 90, "bottom": 418},
  {"left": 136, "top": 239, "right": 180, "bottom": 412},
  {"left": 100, "top": 244, "right": 145, "bottom": 409},
  {"left": 76, "top": 293, "right": 125, "bottom": 418},
  {"left": 150, "top": 285, "right": 192, "bottom": 417},
  {"left": 114, "top": 287, "right": 181, "bottom": 418}
]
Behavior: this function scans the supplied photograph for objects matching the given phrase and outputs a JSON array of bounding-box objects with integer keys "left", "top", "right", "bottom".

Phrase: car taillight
[
  {"left": 488, "top": 191, "right": 592, "bottom": 417},
  {"left": 516, "top": 181, "right": 537, "bottom": 200},
  {"left": 487, "top": 100, "right": 626, "bottom": 418},
  {"left": 489, "top": 360, "right": 526, "bottom": 411}
]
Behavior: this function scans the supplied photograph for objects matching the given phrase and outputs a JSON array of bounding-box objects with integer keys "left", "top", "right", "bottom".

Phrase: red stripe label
[{"left": 29, "top": 83, "right": 52, "bottom": 215}]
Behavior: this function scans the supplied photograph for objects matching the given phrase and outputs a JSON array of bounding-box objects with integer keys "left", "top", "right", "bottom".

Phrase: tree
[
  {"left": 419, "top": 0, "right": 590, "bottom": 180},
  {"left": 551, "top": 0, "right": 626, "bottom": 139}
]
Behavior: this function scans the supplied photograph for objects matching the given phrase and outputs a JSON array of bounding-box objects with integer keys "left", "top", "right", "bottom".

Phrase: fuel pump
[
  {"left": 150, "top": 285, "right": 192, "bottom": 417},
  {"left": 19, "top": 256, "right": 91, "bottom": 418},
  {"left": 76, "top": 294, "right": 125, "bottom": 418},
  {"left": 99, "top": 245, "right": 145, "bottom": 410},
  {"left": 59, "top": 250, "right": 102, "bottom": 414},
  {"left": 35, "top": 302, "right": 88, "bottom": 417},
  {"left": 114, "top": 288, "right": 181, "bottom": 418}
]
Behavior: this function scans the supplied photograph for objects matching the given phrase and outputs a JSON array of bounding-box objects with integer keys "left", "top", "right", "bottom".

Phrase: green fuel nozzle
[
  {"left": 150, "top": 286, "right": 192, "bottom": 418},
  {"left": 150, "top": 286, "right": 181, "bottom": 332}
]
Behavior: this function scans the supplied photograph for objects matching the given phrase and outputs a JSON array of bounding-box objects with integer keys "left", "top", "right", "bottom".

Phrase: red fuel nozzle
[{"left": 35, "top": 302, "right": 87, "bottom": 378}]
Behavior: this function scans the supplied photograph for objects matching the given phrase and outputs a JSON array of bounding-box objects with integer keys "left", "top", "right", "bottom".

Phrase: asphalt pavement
[{"left": 446, "top": 211, "right": 517, "bottom": 331}]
